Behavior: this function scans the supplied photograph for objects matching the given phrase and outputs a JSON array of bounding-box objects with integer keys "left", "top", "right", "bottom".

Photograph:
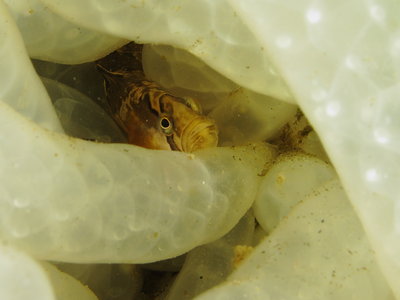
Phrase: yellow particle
[
  {"left": 276, "top": 174, "right": 285, "bottom": 185},
  {"left": 233, "top": 245, "right": 253, "bottom": 268}
]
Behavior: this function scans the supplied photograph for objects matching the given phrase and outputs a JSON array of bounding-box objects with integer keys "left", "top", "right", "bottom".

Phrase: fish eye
[
  {"left": 160, "top": 116, "right": 173, "bottom": 135},
  {"left": 160, "top": 117, "right": 170, "bottom": 129}
]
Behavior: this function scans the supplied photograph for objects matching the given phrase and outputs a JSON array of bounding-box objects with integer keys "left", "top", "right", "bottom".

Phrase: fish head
[
  {"left": 155, "top": 94, "right": 218, "bottom": 152},
  {"left": 104, "top": 77, "right": 218, "bottom": 152}
]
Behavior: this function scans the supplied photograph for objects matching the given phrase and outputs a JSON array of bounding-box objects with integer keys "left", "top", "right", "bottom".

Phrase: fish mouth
[{"left": 181, "top": 118, "right": 218, "bottom": 152}]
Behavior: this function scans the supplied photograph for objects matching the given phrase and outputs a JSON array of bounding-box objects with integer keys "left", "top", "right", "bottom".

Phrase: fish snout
[{"left": 181, "top": 118, "right": 218, "bottom": 152}]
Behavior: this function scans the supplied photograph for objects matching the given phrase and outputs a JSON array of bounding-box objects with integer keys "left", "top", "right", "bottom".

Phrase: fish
[{"left": 96, "top": 42, "right": 218, "bottom": 152}]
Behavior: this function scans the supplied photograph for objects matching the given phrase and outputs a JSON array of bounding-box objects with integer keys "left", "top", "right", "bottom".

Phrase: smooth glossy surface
[{"left": 0, "top": 0, "right": 399, "bottom": 298}]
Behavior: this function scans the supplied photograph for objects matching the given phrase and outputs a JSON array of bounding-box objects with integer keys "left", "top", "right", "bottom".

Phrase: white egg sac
[{"left": 0, "top": 0, "right": 399, "bottom": 299}]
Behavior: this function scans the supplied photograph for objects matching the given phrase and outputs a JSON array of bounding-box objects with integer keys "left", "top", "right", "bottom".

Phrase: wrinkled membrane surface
[{"left": 0, "top": 0, "right": 399, "bottom": 299}]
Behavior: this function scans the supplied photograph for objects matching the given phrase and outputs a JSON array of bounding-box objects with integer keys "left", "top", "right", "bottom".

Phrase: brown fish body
[{"left": 96, "top": 43, "right": 218, "bottom": 152}]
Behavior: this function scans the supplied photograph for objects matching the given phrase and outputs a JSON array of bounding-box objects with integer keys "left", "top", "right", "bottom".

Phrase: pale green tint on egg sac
[
  {"left": 166, "top": 211, "right": 255, "bottom": 300},
  {"left": 0, "top": 99, "right": 274, "bottom": 263},
  {"left": 0, "top": 0, "right": 63, "bottom": 133},
  {"left": 142, "top": 44, "right": 240, "bottom": 112},
  {"left": 198, "top": 180, "right": 394, "bottom": 300},
  {"left": 53, "top": 263, "right": 143, "bottom": 300},
  {"left": 0, "top": 245, "right": 97, "bottom": 300},
  {"left": 142, "top": 44, "right": 298, "bottom": 146},
  {"left": 254, "top": 153, "right": 336, "bottom": 233},
  {"left": 1, "top": 0, "right": 400, "bottom": 299},
  {"left": 3, "top": 0, "right": 127, "bottom": 64},
  {"left": 41, "top": 77, "right": 125, "bottom": 143},
  {"left": 0, "top": 0, "right": 276, "bottom": 267}
]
